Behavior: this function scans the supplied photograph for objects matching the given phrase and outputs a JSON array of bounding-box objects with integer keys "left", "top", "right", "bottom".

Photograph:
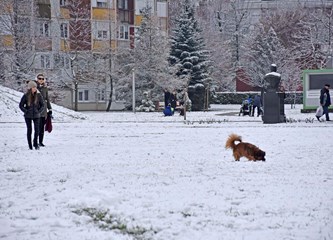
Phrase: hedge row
[{"left": 211, "top": 92, "right": 303, "bottom": 105}]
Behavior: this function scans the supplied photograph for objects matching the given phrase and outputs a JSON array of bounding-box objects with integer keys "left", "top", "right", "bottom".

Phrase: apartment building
[{"left": 0, "top": 0, "right": 169, "bottom": 111}]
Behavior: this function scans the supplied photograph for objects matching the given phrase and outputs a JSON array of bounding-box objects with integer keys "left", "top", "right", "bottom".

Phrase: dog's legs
[
  {"left": 247, "top": 155, "right": 256, "bottom": 161},
  {"left": 233, "top": 152, "right": 240, "bottom": 161}
]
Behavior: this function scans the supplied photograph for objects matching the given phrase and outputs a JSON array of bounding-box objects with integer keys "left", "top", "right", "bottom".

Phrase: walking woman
[{"left": 19, "top": 81, "right": 45, "bottom": 150}]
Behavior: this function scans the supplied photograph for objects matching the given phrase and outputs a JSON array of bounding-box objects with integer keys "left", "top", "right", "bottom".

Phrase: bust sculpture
[{"left": 264, "top": 64, "right": 281, "bottom": 92}]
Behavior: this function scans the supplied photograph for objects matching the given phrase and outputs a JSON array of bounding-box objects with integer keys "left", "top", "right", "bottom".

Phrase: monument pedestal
[{"left": 262, "top": 92, "right": 286, "bottom": 124}]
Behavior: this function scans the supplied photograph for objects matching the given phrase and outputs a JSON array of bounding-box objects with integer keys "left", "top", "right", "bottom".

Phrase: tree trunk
[
  {"left": 74, "top": 81, "right": 78, "bottom": 111},
  {"left": 106, "top": 76, "right": 113, "bottom": 111}
]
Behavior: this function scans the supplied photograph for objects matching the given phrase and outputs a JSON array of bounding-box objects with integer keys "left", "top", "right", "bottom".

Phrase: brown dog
[{"left": 225, "top": 134, "right": 265, "bottom": 161}]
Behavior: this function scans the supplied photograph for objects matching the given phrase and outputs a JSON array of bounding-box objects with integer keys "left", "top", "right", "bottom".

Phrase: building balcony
[
  {"left": 92, "top": 39, "right": 117, "bottom": 51},
  {"left": 92, "top": 8, "right": 116, "bottom": 20}
]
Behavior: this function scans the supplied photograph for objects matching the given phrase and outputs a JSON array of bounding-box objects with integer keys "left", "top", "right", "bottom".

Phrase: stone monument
[{"left": 262, "top": 64, "right": 286, "bottom": 123}]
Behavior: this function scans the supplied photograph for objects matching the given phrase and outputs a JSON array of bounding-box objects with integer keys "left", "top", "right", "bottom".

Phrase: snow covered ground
[{"left": 0, "top": 85, "right": 332, "bottom": 240}]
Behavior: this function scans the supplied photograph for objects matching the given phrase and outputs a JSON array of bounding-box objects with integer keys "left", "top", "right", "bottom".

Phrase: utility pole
[{"left": 132, "top": 68, "right": 136, "bottom": 113}]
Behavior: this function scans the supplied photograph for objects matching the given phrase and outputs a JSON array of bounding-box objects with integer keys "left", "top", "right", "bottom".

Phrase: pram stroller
[{"left": 239, "top": 99, "right": 251, "bottom": 116}]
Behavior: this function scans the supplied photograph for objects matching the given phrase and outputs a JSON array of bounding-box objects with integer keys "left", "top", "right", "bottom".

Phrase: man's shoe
[
  {"left": 316, "top": 116, "right": 321, "bottom": 121},
  {"left": 34, "top": 145, "right": 40, "bottom": 150},
  {"left": 39, "top": 143, "right": 45, "bottom": 147}
]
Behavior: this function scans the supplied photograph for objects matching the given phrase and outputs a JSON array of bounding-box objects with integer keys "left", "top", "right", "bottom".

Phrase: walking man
[
  {"left": 317, "top": 84, "right": 331, "bottom": 121},
  {"left": 36, "top": 73, "right": 52, "bottom": 146}
]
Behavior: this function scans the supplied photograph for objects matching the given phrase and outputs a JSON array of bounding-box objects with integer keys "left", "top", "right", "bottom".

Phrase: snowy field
[{"left": 0, "top": 85, "right": 332, "bottom": 240}]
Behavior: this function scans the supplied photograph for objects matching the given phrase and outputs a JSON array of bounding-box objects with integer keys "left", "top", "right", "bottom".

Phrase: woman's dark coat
[
  {"left": 320, "top": 88, "right": 331, "bottom": 107},
  {"left": 19, "top": 91, "right": 45, "bottom": 119}
]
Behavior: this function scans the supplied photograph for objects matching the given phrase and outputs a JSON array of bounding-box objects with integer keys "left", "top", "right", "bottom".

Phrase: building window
[
  {"left": 41, "top": 54, "right": 51, "bottom": 69},
  {"left": 119, "top": 10, "right": 130, "bottom": 22},
  {"left": 97, "top": 30, "right": 108, "bottom": 39},
  {"left": 39, "top": 22, "right": 50, "bottom": 37},
  {"left": 60, "top": 0, "right": 67, "bottom": 6},
  {"left": 118, "top": 0, "right": 128, "bottom": 10},
  {"left": 54, "top": 54, "right": 70, "bottom": 69},
  {"left": 119, "top": 25, "right": 129, "bottom": 39},
  {"left": 97, "top": 89, "right": 106, "bottom": 101},
  {"left": 60, "top": 23, "right": 68, "bottom": 38},
  {"left": 97, "top": 1, "right": 107, "bottom": 8},
  {"left": 79, "top": 90, "right": 89, "bottom": 102},
  {"left": 62, "top": 56, "right": 70, "bottom": 69}
]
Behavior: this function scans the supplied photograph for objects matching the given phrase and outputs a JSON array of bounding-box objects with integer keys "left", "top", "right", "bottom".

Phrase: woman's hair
[{"left": 27, "top": 89, "right": 38, "bottom": 106}]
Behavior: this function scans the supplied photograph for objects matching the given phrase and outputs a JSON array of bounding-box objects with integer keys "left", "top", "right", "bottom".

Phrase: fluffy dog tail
[{"left": 225, "top": 134, "right": 242, "bottom": 149}]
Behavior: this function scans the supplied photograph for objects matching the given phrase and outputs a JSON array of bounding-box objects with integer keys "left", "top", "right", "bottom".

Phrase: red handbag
[{"left": 45, "top": 115, "right": 53, "bottom": 133}]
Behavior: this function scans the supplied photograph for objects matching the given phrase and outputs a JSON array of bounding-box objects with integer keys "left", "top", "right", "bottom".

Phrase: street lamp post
[{"left": 132, "top": 69, "right": 135, "bottom": 113}]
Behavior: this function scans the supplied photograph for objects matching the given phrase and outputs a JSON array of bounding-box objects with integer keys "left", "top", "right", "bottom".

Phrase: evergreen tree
[{"left": 169, "top": 0, "right": 211, "bottom": 110}]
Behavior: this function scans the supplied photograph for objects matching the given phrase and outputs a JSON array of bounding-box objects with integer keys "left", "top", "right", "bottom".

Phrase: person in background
[
  {"left": 247, "top": 96, "right": 253, "bottom": 116},
  {"left": 19, "top": 81, "right": 45, "bottom": 150},
  {"left": 179, "top": 90, "right": 191, "bottom": 116},
  {"left": 252, "top": 94, "right": 262, "bottom": 117},
  {"left": 36, "top": 73, "right": 52, "bottom": 147},
  {"left": 317, "top": 84, "right": 331, "bottom": 121},
  {"left": 170, "top": 90, "right": 177, "bottom": 112},
  {"left": 163, "top": 104, "right": 173, "bottom": 116},
  {"left": 164, "top": 89, "right": 171, "bottom": 108}
]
